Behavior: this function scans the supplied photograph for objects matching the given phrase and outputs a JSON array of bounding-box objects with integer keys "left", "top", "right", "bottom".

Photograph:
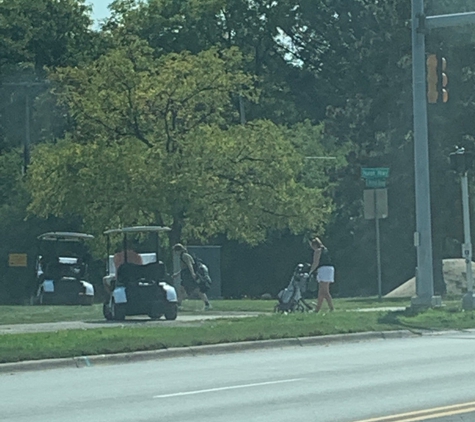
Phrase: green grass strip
[{"left": 2, "top": 308, "right": 475, "bottom": 364}]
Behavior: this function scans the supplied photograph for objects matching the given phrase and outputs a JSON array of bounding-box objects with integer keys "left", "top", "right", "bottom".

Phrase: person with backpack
[
  {"left": 309, "top": 237, "right": 335, "bottom": 313},
  {"left": 172, "top": 243, "right": 212, "bottom": 310}
]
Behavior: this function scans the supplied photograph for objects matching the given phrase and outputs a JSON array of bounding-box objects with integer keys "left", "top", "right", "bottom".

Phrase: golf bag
[{"left": 275, "top": 263, "right": 313, "bottom": 313}]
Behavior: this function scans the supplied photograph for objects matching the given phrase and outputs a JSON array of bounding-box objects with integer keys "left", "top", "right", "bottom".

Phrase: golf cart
[
  {"left": 33, "top": 232, "right": 95, "bottom": 305},
  {"left": 102, "top": 226, "right": 178, "bottom": 321}
]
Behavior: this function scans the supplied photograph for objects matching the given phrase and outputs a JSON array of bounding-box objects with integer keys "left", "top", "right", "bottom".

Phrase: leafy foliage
[
  {"left": 27, "top": 44, "right": 332, "bottom": 247},
  {"left": 0, "top": 0, "right": 95, "bottom": 73}
]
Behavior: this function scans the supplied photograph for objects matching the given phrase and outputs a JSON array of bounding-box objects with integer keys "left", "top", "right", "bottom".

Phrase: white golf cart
[
  {"left": 102, "top": 226, "right": 178, "bottom": 321},
  {"left": 33, "top": 232, "right": 95, "bottom": 305}
]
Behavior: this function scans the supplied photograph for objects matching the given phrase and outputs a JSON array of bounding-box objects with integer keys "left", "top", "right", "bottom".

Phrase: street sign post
[
  {"left": 364, "top": 189, "right": 388, "bottom": 220},
  {"left": 361, "top": 168, "right": 390, "bottom": 179},
  {"left": 362, "top": 167, "right": 389, "bottom": 189},
  {"left": 361, "top": 168, "right": 390, "bottom": 299},
  {"left": 363, "top": 188, "right": 388, "bottom": 300},
  {"left": 365, "top": 179, "right": 386, "bottom": 188}
]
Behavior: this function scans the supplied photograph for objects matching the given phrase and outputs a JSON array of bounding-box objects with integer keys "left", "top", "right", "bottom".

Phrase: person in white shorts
[{"left": 309, "top": 237, "right": 334, "bottom": 313}]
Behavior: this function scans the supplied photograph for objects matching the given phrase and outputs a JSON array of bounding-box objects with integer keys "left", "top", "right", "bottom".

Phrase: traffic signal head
[
  {"left": 439, "top": 56, "right": 448, "bottom": 103},
  {"left": 449, "top": 147, "right": 473, "bottom": 173}
]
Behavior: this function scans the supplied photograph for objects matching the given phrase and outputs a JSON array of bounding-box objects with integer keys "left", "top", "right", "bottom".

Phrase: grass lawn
[
  {"left": 0, "top": 297, "right": 415, "bottom": 325},
  {"left": 0, "top": 297, "right": 473, "bottom": 364}
]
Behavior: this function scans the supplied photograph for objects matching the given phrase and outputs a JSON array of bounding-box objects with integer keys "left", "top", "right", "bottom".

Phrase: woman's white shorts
[{"left": 317, "top": 266, "right": 335, "bottom": 283}]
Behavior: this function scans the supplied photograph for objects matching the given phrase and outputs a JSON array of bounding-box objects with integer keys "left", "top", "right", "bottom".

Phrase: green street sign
[
  {"left": 366, "top": 178, "right": 386, "bottom": 188},
  {"left": 361, "top": 167, "right": 390, "bottom": 179}
]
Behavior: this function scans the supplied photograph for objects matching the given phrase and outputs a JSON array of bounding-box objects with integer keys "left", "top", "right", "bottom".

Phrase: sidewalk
[{"left": 352, "top": 306, "right": 406, "bottom": 313}]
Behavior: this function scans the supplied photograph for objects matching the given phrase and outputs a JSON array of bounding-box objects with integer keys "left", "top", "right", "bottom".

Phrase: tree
[
  {"left": 26, "top": 43, "right": 332, "bottom": 247},
  {"left": 103, "top": 0, "right": 335, "bottom": 124},
  {"left": 0, "top": 0, "right": 96, "bottom": 74},
  {"left": 0, "top": 0, "right": 104, "bottom": 156}
]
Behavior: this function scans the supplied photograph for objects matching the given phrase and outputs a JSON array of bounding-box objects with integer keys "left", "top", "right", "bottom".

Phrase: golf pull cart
[
  {"left": 102, "top": 226, "right": 178, "bottom": 321},
  {"left": 33, "top": 232, "right": 95, "bottom": 305}
]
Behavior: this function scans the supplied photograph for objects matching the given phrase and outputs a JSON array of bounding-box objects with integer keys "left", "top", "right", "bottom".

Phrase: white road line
[{"left": 153, "top": 378, "right": 303, "bottom": 399}]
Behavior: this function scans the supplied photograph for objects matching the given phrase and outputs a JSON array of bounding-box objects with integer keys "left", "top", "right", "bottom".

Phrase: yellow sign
[{"left": 9, "top": 253, "right": 28, "bottom": 267}]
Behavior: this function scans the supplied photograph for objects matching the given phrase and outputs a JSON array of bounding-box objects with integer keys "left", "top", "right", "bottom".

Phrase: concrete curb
[{"left": 0, "top": 330, "right": 417, "bottom": 374}]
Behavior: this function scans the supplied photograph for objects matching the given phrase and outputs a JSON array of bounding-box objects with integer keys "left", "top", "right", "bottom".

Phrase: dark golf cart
[
  {"left": 33, "top": 232, "right": 95, "bottom": 305},
  {"left": 102, "top": 226, "right": 178, "bottom": 321}
]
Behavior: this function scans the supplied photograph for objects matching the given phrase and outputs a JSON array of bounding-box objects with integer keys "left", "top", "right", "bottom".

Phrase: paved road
[
  {"left": 2, "top": 330, "right": 475, "bottom": 422},
  {"left": 0, "top": 312, "right": 264, "bottom": 334}
]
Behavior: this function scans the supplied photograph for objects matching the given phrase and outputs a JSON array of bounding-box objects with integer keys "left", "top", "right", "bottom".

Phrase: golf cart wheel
[
  {"left": 103, "top": 301, "right": 113, "bottom": 320},
  {"left": 164, "top": 303, "right": 178, "bottom": 321},
  {"left": 148, "top": 301, "right": 163, "bottom": 320},
  {"left": 111, "top": 299, "right": 126, "bottom": 321}
]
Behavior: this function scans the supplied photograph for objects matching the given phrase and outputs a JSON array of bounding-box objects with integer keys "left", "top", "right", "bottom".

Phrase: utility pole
[
  {"left": 449, "top": 147, "right": 475, "bottom": 310},
  {"left": 24, "top": 91, "right": 30, "bottom": 175},
  {"left": 411, "top": 2, "right": 475, "bottom": 309},
  {"left": 3, "top": 81, "right": 48, "bottom": 174}
]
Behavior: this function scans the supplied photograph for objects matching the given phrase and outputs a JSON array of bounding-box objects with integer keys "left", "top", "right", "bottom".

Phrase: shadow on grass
[
  {"left": 377, "top": 310, "right": 436, "bottom": 331},
  {"left": 87, "top": 319, "right": 151, "bottom": 324},
  {"left": 86, "top": 317, "right": 182, "bottom": 325},
  {"left": 378, "top": 311, "right": 403, "bottom": 325}
]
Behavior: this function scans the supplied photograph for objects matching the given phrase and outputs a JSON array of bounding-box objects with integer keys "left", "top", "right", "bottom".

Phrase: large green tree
[{"left": 26, "top": 42, "right": 333, "bottom": 247}]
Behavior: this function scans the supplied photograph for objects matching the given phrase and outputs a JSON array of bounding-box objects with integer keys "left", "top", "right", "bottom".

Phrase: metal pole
[
  {"left": 23, "top": 91, "right": 30, "bottom": 175},
  {"left": 106, "top": 235, "right": 111, "bottom": 274},
  {"left": 3, "top": 80, "right": 49, "bottom": 174},
  {"left": 239, "top": 96, "right": 246, "bottom": 125},
  {"left": 411, "top": 0, "right": 436, "bottom": 307},
  {"left": 461, "top": 172, "right": 474, "bottom": 310},
  {"left": 426, "top": 12, "right": 475, "bottom": 29},
  {"left": 409, "top": 4, "right": 475, "bottom": 308},
  {"left": 375, "top": 190, "right": 382, "bottom": 300},
  {"left": 123, "top": 234, "right": 128, "bottom": 263}
]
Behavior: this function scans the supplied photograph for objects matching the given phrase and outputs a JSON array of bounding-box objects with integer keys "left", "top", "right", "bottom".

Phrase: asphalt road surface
[{"left": 2, "top": 331, "right": 475, "bottom": 422}]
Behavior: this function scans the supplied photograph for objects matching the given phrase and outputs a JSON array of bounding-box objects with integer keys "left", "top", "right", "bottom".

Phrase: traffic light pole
[
  {"left": 411, "top": 0, "right": 436, "bottom": 308},
  {"left": 411, "top": 1, "right": 475, "bottom": 309}
]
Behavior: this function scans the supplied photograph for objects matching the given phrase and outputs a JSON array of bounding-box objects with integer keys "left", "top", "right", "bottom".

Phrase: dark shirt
[{"left": 318, "top": 247, "right": 332, "bottom": 267}]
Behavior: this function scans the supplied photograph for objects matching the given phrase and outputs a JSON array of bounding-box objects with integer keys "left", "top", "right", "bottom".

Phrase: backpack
[
  {"left": 194, "top": 256, "right": 213, "bottom": 290},
  {"left": 181, "top": 252, "right": 213, "bottom": 291}
]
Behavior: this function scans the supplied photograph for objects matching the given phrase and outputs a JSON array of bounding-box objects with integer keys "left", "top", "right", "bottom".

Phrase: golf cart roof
[
  {"left": 103, "top": 226, "right": 172, "bottom": 235},
  {"left": 38, "top": 232, "right": 95, "bottom": 242}
]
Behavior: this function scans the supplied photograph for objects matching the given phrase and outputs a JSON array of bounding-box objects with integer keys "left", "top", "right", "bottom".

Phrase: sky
[{"left": 87, "top": 0, "right": 112, "bottom": 25}]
